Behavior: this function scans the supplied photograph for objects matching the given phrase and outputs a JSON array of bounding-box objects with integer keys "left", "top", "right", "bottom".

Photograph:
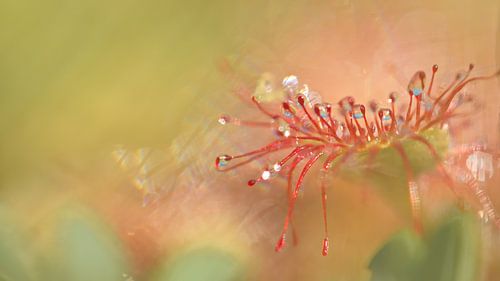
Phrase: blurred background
[{"left": 0, "top": 0, "right": 499, "bottom": 280}]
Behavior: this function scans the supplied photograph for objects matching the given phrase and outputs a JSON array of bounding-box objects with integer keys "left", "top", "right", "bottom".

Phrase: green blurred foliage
[
  {"left": 0, "top": 204, "right": 249, "bottom": 281},
  {"left": 0, "top": 205, "right": 130, "bottom": 281},
  {"left": 368, "top": 230, "right": 425, "bottom": 281},
  {"left": 43, "top": 208, "right": 130, "bottom": 281},
  {"left": 369, "top": 212, "right": 480, "bottom": 281},
  {"left": 0, "top": 206, "right": 37, "bottom": 281},
  {"left": 150, "top": 248, "right": 247, "bottom": 281}
]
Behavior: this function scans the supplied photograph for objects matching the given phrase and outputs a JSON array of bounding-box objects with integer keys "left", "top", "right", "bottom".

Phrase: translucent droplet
[
  {"left": 314, "top": 103, "right": 330, "bottom": 119},
  {"left": 299, "top": 84, "right": 309, "bottom": 94},
  {"left": 352, "top": 105, "right": 364, "bottom": 119},
  {"left": 412, "top": 88, "right": 423, "bottom": 96},
  {"left": 275, "top": 119, "right": 291, "bottom": 138},
  {"left": 218, "top": 115, "right": 230, "bottom": 125},
  {"left": 261, "top": 170, "right": 271, "bottom": 180},
  {"left": 282, "top": 75, "right": 299, "bottom": 90},
  {"left": 300, "top": 85, "right": 322, "bottom": 107},
  {"left": 215, "top": 155, "right": 232, "bottom": 168},
  {"left": 273, "top": 163, "right": 282, "bottom": 172},
  {"left": 378, "top": 108, "right": 392, "bottom": 126},
  {"left": 407, "top": 71, "right": 426, "bottom": 97},
  {"left": 254, "top": 73, "right": 285, "bottom": 102},
  {"left": 381, "top": 110, "right": 391, "bottom": 120},
  {"left": 264, "top": 80, "right": 273, "bottom": 93}
]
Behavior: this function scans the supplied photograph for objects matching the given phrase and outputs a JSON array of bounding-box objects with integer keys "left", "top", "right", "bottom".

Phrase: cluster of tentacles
[{"left": 215, "top": 64, "right": 500, "bottom": 256}]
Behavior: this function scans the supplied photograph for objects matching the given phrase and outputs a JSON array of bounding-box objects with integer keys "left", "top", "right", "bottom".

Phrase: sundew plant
[
  {"left": 216, "top": 64, "right": 500, "bottom": 256},
  {"left": 1, "top": 1, "right": 500, "bottom": 281}
]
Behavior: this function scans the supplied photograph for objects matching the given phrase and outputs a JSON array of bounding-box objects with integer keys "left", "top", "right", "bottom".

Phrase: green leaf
[
  {"left": 369, "top": 230, "right": 425, "bottom": 281},
  {"left": 369, "top": 213, "right": 480, "bottom": 281},
  {"left": 0, "top": 206, "right": 37, "bottom": 281},
  {"left": 420, "top": 213, "right": 480, "bottom": 281},
  {"left": 150, "top": 247, "right": 247, "bottom": 281},
  {"left": 43, "top": 207, "right": 130, "bottom": 281}
]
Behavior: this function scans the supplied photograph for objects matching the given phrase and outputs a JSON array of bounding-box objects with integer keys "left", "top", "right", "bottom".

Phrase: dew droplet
[
  {"left": 264, "top": 80, "right": 273, "bottom": 93},
  {"left": 300, "top": 87, "right": 322, "bottom": 107},
  {"left": 253, "top": 73, "right": 285, "bottom": 103},
  {"left": 215, "top": 154, "right": 232, "bottom": 168},
  {"left": 273, "top": 163, "right": 282, "bottom": 172},
  {"left": 314, "top": 103, "right": 330, "bottom": 118},
  {"left": 378, "top": 108, "right": 392, "bottom": 126},
  {"left": 352, "top": 104, "right": 364, "bottom": 119},
  {"left": 218, "top": 115, "right": 230, "bottom": 125},
  {"left": 407, "top": 71, "right": 426, "bottom": 97},
  {"left": 261, "top": 170, "right": 271, "bottom": 180},
  {"left": 412, "top": 88, "right": 423, "bottom": 97},
  {"left": 276, "top": 119, "right": 291, "bottom": 137},
  {"left": 282, "top": 75, "right": 299, "bottom": 90}
]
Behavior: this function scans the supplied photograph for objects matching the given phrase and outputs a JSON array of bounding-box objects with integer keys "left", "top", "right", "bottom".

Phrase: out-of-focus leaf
[
  {"left": 420, "top": 213, "right": 480, "bottom": 281},
  {"left": 44, "top": 207, "right": 130, "bottom": 281},
  {"left": 0, "top": 206, "right": 37, "bottom": 281},
  {"left": 369, "top": 213, "right": 480, "bottom": 281},
  {"left": 150, "top": 248, "right": 246, "bottom": 281},
  {"left": 369, "top": 230, "right": 425, "bottom": 281}
]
